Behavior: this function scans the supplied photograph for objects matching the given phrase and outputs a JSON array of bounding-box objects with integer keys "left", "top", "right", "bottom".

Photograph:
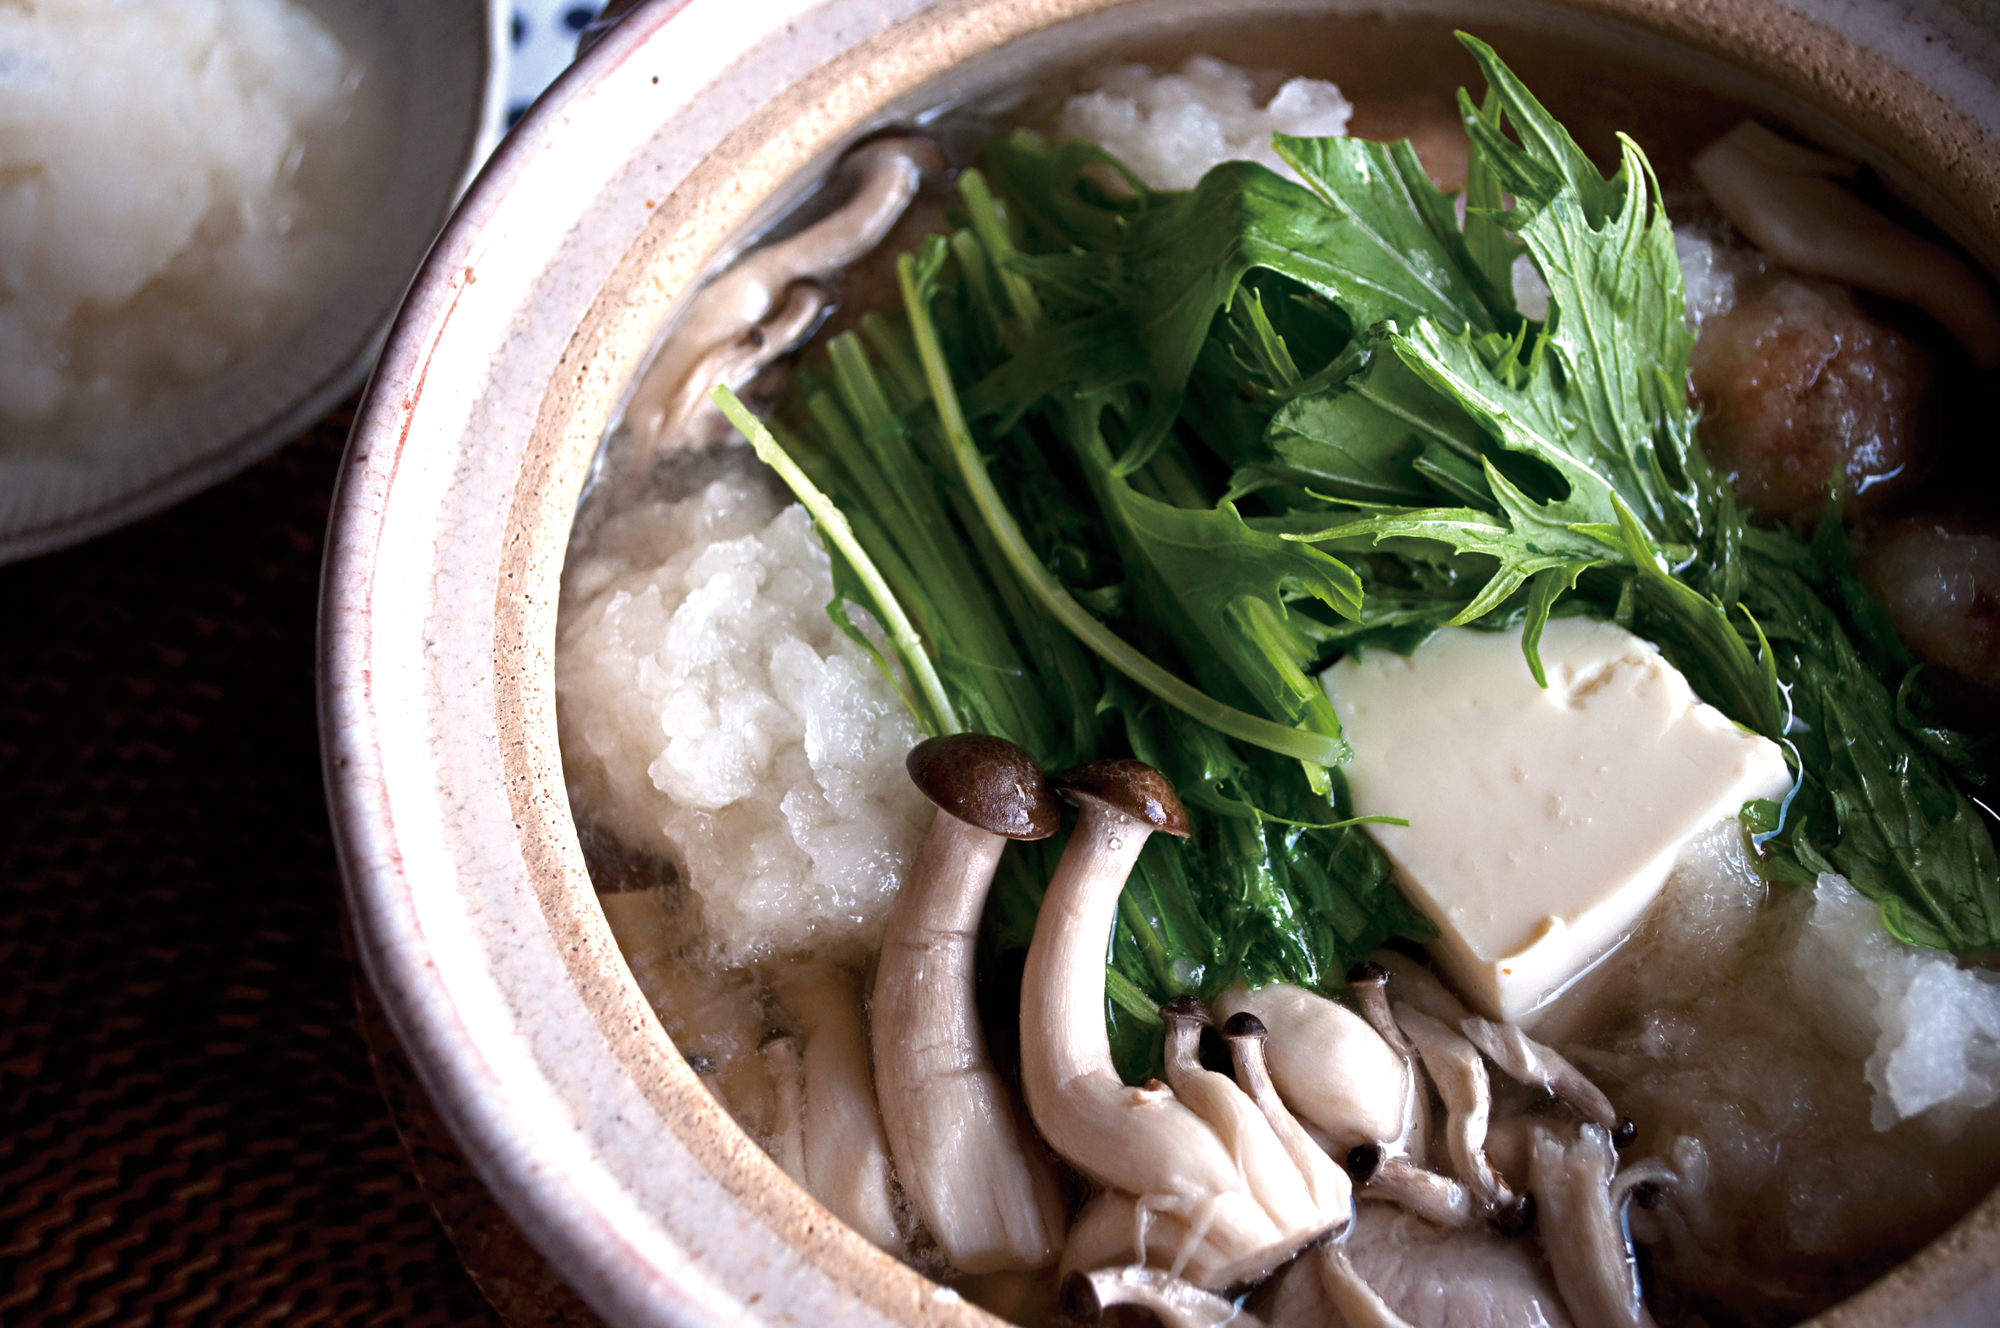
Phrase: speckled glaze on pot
[{"left": 321, "top": 2, "right": 2000, "bottom": 1325}]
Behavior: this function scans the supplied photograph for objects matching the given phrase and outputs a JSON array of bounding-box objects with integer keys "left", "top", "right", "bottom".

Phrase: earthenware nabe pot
[{"left": 320, "top": 1, "right": 2000, "bottom": 1324}]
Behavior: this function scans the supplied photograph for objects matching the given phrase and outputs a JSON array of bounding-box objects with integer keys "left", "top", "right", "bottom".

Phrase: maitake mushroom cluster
[{"left": 737, "top": 732, "right": 1703, "bottom": 1328}]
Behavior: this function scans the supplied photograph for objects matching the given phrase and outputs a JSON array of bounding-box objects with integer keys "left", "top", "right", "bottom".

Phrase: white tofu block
[{"left": 1321, "top": 618, "right": 1793, "bottom": 1022}]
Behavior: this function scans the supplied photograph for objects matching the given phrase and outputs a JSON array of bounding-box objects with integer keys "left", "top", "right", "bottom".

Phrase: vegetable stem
[
  {"left": 711, "top": 384, "right": 962, "bottom": 735},
  {"left": 897, "top": 253, "right": 1346, "bottom": 770}
]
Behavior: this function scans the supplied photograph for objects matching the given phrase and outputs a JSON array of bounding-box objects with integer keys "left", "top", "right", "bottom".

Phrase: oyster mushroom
[
  {"left": 1394, "top": 1006, "right": 1528, "bottom": 1231},
  {"left": 1370, "top": 950, "right": 1469, "bottom": 1027},
  {"left": 1374, "top": 951, "right": 1624, "bottom": 1142},
  {"left": 636, "top": 281, "right": 831, "bottom": 466},
  {"left": 1458, "top": 1015, "right": 1620, "bottom": 1135},
  {"left": 1022, "top": 759, "right": 1347, "bottom": 1288},
  {"left": 1529, "top": 1123, "right": 1656, "bottom": 1328},
  {"left": 870, "top": 733, "right": 1067, "bottom": 1272},
  {"left": 624, "top": 134, "right": 944, "bottom": 469}
]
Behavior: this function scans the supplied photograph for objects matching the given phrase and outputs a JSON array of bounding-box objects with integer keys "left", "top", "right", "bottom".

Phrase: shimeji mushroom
[
  {"left": 1220, "top": 1012, "right": 1355, "bottom": 1217},
  {"left": 1214, "top": 982, "right": 1413, "bottom": 1159},
  {"left": 1346, "top": 1144, "right": 1476, "bottom": 1231},
  {"left": 1346, "top": 961, "right": 1413, "bottom": 1058},
  {"left": 871, "top": 734, "right": 1068, "bottom": 1272},
  {"left": 623, "top": 134, "right": 944, "bottom": 468},
  {"left": 1022, "top": 760, "right": 1350, "bottom": 1289},
  {"left": 1155, "top": 999, "right": 1351, "bottom": 1237}
]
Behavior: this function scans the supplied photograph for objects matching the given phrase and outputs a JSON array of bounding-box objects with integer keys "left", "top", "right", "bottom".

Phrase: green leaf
[
  {"left": 1281, "top": 495, "right": 1606, "bottom": 641},
  {"left": 1461, "top": 85, "right": 1527, "bottom": 316},
  {"left": 900, "top": 249, "right": 1349, "bottom": 771},
  {"left": 1257, "top": 333, "right": 1491, "bottom": 505},
  {"left": 1113, "top": 489, "right": 1361, "bottom": 746}
]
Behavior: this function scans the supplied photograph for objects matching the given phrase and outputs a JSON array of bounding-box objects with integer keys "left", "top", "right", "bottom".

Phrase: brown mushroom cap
[
  {"left": 1161, "top": 993, "right": 1212, "bottom": 1027},
  {"left": 1221, "top": 1011, "right": 1268, "bottom": 1042},
  {"left": 1346, "top": 960, "right": 1389, "bottom": 988},
  {"left": 1050, "top": 758, "right": 1191, "bottom": 838},
  {"left": 906, "top": 734, "right": 1060, "bottom": 840}
]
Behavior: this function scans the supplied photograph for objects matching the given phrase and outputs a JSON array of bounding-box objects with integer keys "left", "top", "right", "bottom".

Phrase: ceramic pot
[{"left": 321, "top": 2, "right": 2000, "bottom": 1324}]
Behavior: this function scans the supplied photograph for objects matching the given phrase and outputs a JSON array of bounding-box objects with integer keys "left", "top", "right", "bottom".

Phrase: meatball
[
  {"left": 1690, "top": 271, "right": 1933, "bottom": 523},
  {"left": 1859, "top": 520, "right": 2000, "bottom": 696}
]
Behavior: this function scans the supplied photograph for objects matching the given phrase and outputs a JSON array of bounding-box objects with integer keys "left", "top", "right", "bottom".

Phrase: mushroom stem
[
  {"left": 1459, "top": 1014, "right": 1619, "bottom": 1132},
  {"left": 1214, "top": 984, "right": 1410, "bottom": 1160},
  {"left": 1346, "top": 962, "right": 1411, "bottom": 1058},
  {"left": 1529, "top": 1123, "right": 1657, "bottom": 1328},
  {"left": 1363, "top": 1155, "right": 1477, "bottom": 1230},
  {"left": 1372, "top": 950, "right": 1470, "bottom": 1026},
  {"left": 768, "top": 964, "right": 904, "bottom": 1254},
  {"left": 1158, "top": 1001, "right": 1336, "bottom": 1236},
  {"left": 1023, "top": 760, "right": 1343, "bottom": 1288},
  {"left": 1220, "top": 1012, "right": 1355, "bottom": 1217},
  {"left": 1021, "top": 773, "right": 1251, "bottom": 1266},
  {"left": 1371, "top": 951, "right": 1623, "bottom": 1142},
  {"left": 624, "top": 135, "right": 942, "bottom": 469},
  {"left": 872, "top": 735, "right": 1066, "bottom": 1272},
  {"left": 1610, "top": 1158, "right": 1679, "bottom": 1223},
  {"left": 1063, "top": 1266, "right": 1266, "bottom": 1328},
  {"left": 1394, "top": 1005, "right": 1522, "bottom": 1227},
  {"left": 1020, "top": 787, "right": 1203, "bottom": 1194}
]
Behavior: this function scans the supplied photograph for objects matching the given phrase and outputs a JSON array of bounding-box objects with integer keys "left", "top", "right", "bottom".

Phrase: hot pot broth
[{"left": 555, "top": 17, "right": 2000, "bottom": 1327}]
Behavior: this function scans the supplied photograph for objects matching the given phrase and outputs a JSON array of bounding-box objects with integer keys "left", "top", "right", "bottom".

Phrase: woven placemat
[{"left": 0, "top": 413, "right": 594, "bottom": 1328}]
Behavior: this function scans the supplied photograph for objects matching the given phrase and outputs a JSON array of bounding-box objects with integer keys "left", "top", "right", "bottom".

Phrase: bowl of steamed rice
[
  {"left": 322, "top": 2, "right": 2000, "bottom": 1326},
  {"left": 0, "top": 0, "right": 500, "bottom": 563}
]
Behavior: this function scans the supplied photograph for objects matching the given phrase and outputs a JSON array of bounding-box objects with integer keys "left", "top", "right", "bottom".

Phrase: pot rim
[{"left": 322, "top": 2, "right": 2000, "bottom": 1325}]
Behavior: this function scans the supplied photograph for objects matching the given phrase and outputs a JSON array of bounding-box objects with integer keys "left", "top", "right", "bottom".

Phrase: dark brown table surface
[{"left": 0, "top": 412, "right": 537, "bottom": 1327}]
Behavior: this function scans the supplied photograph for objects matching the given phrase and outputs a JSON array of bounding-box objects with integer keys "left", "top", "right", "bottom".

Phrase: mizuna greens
[{"left": 720, "top": 33, "right": 2000, "bottom": 1073}]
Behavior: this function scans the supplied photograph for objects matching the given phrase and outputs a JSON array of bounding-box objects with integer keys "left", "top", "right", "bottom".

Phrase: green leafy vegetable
[{"left": 738, "top": 31, "right": 1999, "bottom": 1076}]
